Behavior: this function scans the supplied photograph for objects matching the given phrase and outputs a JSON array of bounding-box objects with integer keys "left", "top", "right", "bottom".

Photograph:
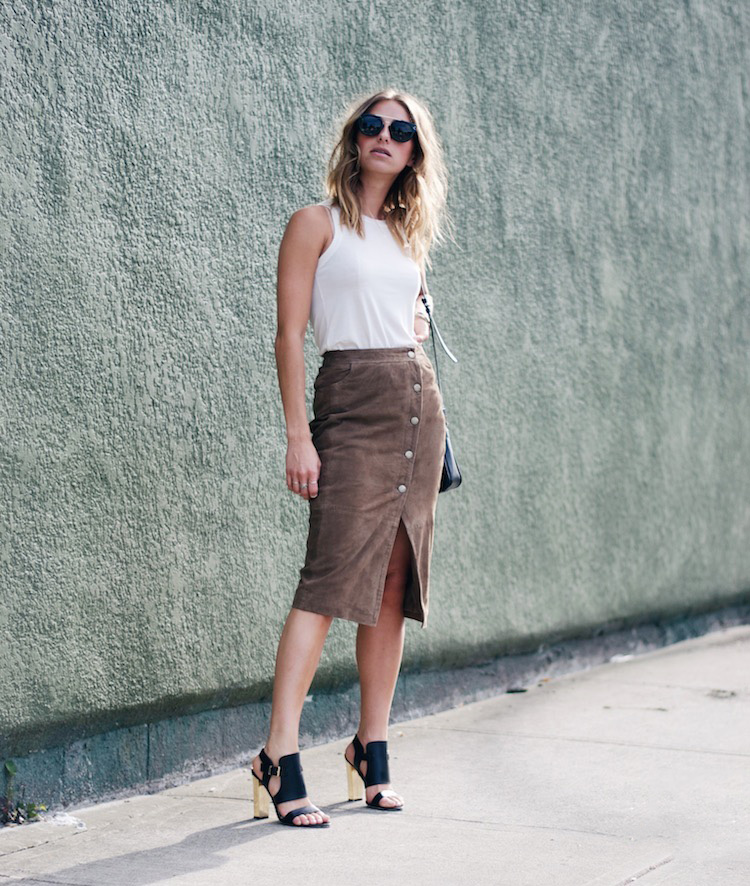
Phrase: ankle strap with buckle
[{"left": 258, "top": 747, "right": 307, "bottom": 804}]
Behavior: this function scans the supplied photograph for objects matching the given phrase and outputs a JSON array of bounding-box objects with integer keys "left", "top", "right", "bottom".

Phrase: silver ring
[{"left": 300, "top": 483, "right": 308, "bottom": 489}]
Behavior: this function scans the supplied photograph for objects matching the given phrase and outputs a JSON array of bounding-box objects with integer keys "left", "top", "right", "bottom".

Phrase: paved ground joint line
[{"left": 609, "top": 854, "right": 675, "bottom": 885}]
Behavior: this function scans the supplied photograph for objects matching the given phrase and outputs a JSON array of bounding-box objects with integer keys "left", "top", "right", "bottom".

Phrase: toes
[
  {"left": 293, "top": 811, "right": 327, "bottom": 826},
  {"left": 374, "top": 791, "right": 403, "bottom": 807},
  {"left": 368, "top": 785, "right": 404, "bottom": 807}
]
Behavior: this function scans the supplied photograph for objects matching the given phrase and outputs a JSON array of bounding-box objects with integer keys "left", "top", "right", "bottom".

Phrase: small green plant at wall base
[{"left": 1, "top": 760, "right": 47, "bottom": 826}]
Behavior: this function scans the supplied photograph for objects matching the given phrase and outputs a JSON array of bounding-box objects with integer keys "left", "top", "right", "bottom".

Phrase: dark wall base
[{"left": 4, "top": 601, "right": 749, "bottom": 816}]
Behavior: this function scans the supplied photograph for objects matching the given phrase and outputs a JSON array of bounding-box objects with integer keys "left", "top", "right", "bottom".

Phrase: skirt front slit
[{"left": 291, "top": 344, "right": 446, "bottom": 628}]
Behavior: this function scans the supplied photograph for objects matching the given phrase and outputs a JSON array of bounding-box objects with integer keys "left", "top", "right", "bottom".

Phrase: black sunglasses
[{"left": 356, "top": 113, "right": 418, "bottom": 143}]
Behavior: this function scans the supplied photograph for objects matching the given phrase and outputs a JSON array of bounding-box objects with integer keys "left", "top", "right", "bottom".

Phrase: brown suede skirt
[{"left": 291, "top": 344, "right": 446, "bottom": 628}]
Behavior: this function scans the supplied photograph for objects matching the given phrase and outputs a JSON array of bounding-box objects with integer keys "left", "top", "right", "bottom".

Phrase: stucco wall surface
[{"left": 1, "top": 0, "right": 748, "bottom": 756}]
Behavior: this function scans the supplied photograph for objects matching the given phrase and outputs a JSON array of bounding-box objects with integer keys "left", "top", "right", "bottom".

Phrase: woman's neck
[{"left": 356, "top": 175, "right": 393, "bottom": 220}]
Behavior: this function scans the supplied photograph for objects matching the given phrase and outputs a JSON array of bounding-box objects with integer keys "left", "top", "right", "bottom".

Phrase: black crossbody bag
[{"left": 419, "top": 268, "right": 462, "bottom": 493}]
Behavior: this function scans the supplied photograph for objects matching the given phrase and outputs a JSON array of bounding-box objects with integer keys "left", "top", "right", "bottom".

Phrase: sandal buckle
[{"left": 266, "top": 764, "right": 281, "bottom": 777}]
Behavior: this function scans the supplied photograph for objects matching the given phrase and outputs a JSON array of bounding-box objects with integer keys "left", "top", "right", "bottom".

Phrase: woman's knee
[
  {"left": 289, "top": 606, "right": 334, "bottom": 632},
  {"left": 380, "top": 565, "right": 409, "bottom": 612},
  {"left": 379, "top": 520, "right": 412, "bottom": 607},
  {"left": 386, "top": 520, "right": 412, "bottom": 574}
]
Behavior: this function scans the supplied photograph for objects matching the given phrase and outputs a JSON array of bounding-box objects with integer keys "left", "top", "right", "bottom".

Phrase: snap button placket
[{"left": 396, "top": 355, "right": 421, "bottom": 499}]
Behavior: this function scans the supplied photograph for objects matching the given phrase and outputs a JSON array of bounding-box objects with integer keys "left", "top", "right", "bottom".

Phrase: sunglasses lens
[
  {"left": 358, "top": 114, "right": 384, "bottom": 136},
  {"left": 390, "top": 121, "right": 417, "bottom": 142},
  {"left": 357, "top": 114, "right": 417, "bottom": 143}
]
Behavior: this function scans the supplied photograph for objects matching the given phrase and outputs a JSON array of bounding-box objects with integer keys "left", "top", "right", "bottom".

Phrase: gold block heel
[
  {"left": 253, "top": 771, "right": 270, "bottom": 818},
  {"left": 346, "top": 759, "right": 363, "bottom": 801}
]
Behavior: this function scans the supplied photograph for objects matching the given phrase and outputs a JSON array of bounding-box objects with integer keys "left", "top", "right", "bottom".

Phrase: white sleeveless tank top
[{"left": 309, "top": 198, "right": 422, "bottom": 355}]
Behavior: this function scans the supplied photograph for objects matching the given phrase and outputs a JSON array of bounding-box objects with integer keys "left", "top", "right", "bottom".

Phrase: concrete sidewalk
[{"left": 1, "top": 625, "right": 748, "bottom": 885}]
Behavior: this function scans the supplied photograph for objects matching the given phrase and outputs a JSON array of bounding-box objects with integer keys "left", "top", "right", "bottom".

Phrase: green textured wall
[{"left": 2, "top": 0, "right": 749, "bottom": 761}]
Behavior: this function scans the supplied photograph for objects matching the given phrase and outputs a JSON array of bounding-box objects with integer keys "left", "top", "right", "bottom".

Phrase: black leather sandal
[
  {"left": 252, "top": 747, "right": 330, "bottom": 827},
  {"left": 344, "top": 734, "right": 403, "bottom": 810}
]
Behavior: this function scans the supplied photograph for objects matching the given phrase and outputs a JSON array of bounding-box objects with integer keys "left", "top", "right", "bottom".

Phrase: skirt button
[
  {"left": 397, "top": 484, "right": 407, "bottom": 493},
  {"left": 407, "top": 350, "right": 415, "bottom": 358},
  {"left": 413, "top": 383, "right": 421, "bottom": 391},
  {"left": 410, "top": 416, "right": 419, "bottom": 425},
  {"left": 405, "top": 450, "right": 413, "bottom": 459}
]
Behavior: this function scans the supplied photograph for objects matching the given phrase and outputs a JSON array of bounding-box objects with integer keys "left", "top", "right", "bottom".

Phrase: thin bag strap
[
  {"left": 419, "top": 265, "right": 458, "bottom": 400},
  {"left": 419, "top": 266, "right": 458, "bottom": 365}
]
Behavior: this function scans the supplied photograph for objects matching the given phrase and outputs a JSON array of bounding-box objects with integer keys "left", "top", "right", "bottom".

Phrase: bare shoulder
[
  {"left": 285, "top": 203, "right": 331, "bottom": 236},
  {"left": 282, "top": 203, "right": 333, "bottom": 258}
]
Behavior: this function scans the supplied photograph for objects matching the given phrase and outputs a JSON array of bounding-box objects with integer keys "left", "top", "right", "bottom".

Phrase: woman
[{"left": 252, "top": 88, "right": 450, "bottom": 827}]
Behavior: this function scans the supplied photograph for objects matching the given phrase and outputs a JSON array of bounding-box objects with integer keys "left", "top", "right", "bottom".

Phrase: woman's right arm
[{"left": 274, "top": 206, "right": 327, "bottom": 501}]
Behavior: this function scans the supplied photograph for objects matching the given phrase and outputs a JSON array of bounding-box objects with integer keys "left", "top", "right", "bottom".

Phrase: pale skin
[{"left": 251, "top": 99, "right": 429, "bottom": 825}]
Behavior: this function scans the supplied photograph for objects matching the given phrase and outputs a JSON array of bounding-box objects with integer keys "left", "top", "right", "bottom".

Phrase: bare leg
[
  {"left": 344, "top": 519, "right": 411, "bottom": 808},
  {"left": 251, "top": 607, "right": 333, "bottom": 825}
]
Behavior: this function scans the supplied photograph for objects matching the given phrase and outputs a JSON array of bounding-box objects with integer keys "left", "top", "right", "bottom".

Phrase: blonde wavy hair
[{"left": 323, "top": 88, "right": 453, "bottom": 272}]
